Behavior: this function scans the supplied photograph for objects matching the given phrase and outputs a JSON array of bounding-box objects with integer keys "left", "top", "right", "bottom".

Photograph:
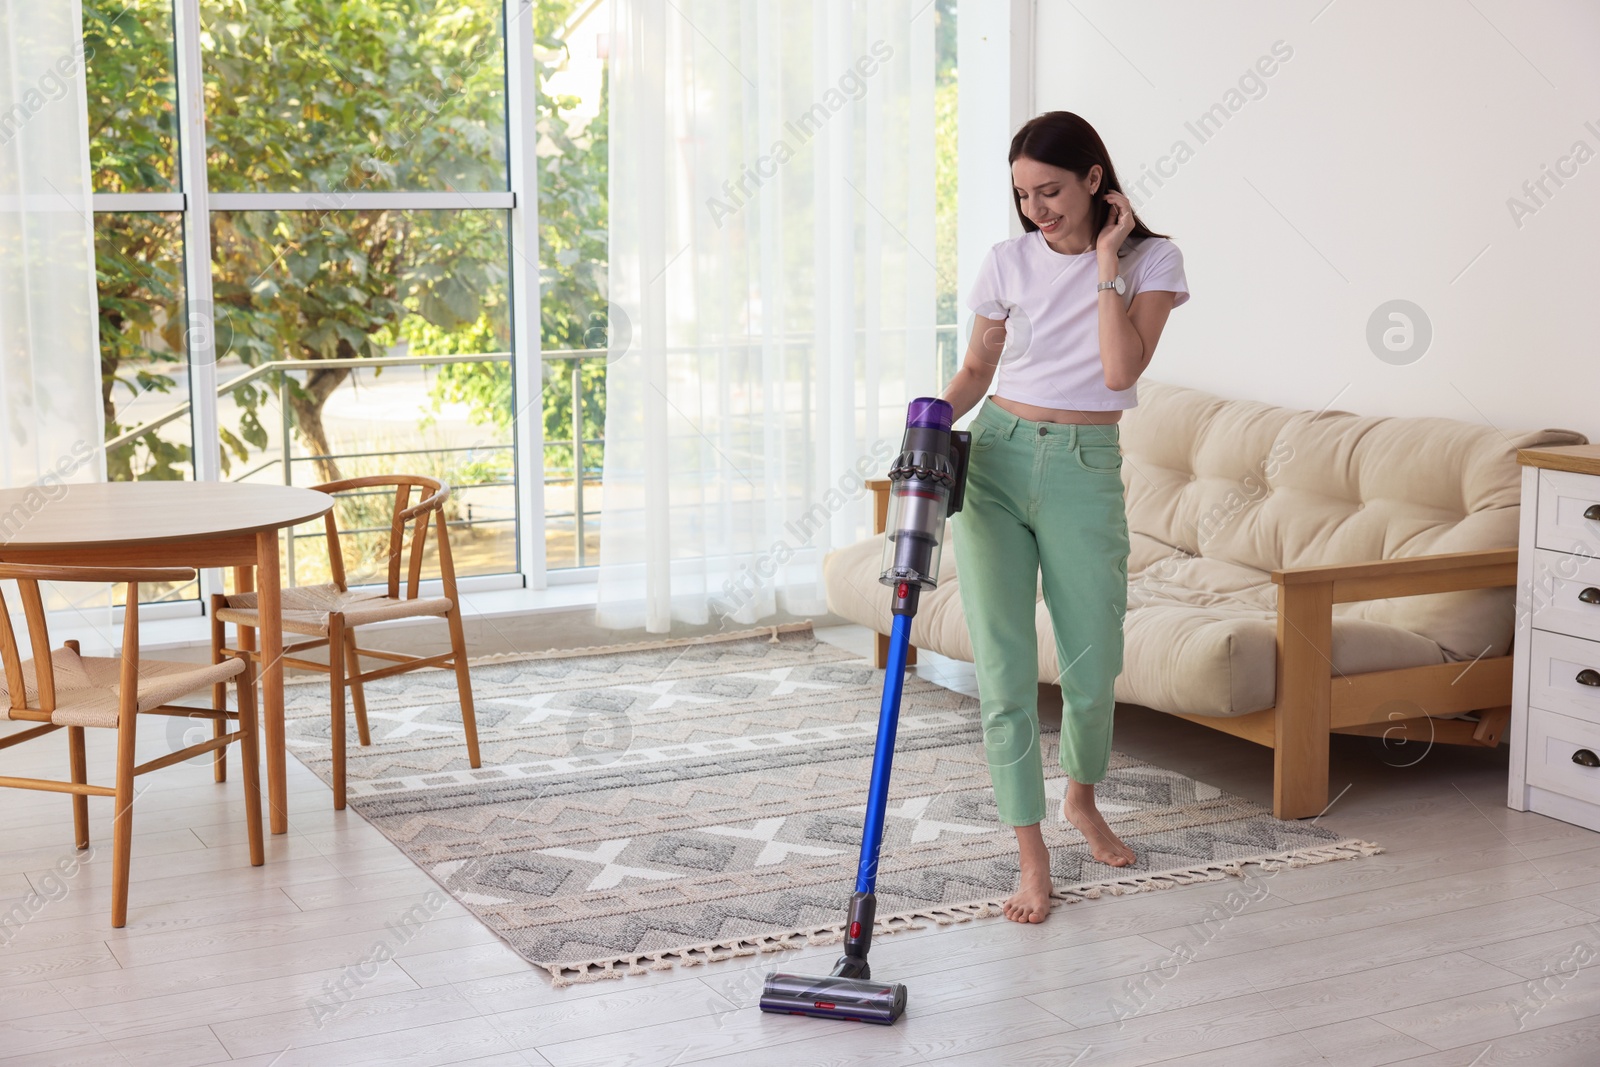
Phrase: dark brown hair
[{"left": 1009, "top": 111, "right": 1170, "bottom": 253}]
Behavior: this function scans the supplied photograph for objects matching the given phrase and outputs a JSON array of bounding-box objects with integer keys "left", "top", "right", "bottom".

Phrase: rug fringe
[{"left": 541, "top": 837, "right": 1383, "bottom": 987}]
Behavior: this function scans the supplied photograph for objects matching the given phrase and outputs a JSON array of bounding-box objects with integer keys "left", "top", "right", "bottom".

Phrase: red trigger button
[{"left": 897, "top": 582, "right": 909, "bottom": 598}]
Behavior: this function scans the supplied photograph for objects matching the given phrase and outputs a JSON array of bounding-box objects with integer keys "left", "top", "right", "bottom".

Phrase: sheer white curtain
[
  {"left": 0, "top": 1, "right": 104, "bottom": 491},
  {"left": 598, "top": 0, "right": 936, "bottom": 632}
]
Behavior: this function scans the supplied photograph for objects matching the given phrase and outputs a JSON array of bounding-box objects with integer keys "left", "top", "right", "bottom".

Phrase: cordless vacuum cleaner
[{"left": 758, "top": 397, "right": 970, "bottom": 1025}]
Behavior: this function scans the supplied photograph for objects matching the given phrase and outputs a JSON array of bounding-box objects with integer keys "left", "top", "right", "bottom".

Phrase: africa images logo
[
  {"left": 1124, "top": 40, "right": 1295, "bottom": 211},
  {"left": 706, "top": 40, "right": 895, "bottom": 228}
]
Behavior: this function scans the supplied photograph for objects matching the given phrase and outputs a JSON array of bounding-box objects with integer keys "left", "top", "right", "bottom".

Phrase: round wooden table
[{"left": 0, "top": 482, "right": 334, "bottom": 834}]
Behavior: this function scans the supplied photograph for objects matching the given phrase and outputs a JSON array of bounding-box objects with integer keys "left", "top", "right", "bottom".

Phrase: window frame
[{"left": 90, "top": 0, "right": 552, "bottom": 615}]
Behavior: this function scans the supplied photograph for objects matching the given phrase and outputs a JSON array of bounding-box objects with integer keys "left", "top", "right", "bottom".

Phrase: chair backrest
[
  {"left": 0, "top": 573, "right": 53, "bottom": 714},
  {"left": 311, "top": 475, "right": 456, "bottom": 600},
  {"left": 0, "top": 564, "right": 189, "bottom": 717}
]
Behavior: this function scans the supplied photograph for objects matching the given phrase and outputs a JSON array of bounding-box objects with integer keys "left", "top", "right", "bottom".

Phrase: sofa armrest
[
  {"left": 1270, "top": 548, "right": 1517, "bottom": 604},
  {"left": 1267, "top": 545, "right": 1518, "bottom": 819},
  {"left": 867, "top": 478, "right": 891, "bottom": 535}
]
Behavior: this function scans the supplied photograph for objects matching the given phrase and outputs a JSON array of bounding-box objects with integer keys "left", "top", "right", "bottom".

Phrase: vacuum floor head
[{"left": 759, "top": 971, "right": 907, "bottom": 1025}]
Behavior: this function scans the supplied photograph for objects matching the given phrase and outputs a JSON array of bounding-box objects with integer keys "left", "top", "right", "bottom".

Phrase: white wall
[{"left": 1018, "top": 0, "right": 1600, "bottom": 439}]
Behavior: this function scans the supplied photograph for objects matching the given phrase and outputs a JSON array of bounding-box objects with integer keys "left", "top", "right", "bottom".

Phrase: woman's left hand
[{"left": 1096, "top": 190, "right": 1135, "bottom": 256}]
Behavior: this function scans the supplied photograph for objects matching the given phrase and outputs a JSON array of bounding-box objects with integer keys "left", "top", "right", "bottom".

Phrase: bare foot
[
  {"left": 1003, "top": 823, "right": 1055, "bottom": 924},
  {"left": 1062, "top": 781, "right": 1136, "bottom": 867}
]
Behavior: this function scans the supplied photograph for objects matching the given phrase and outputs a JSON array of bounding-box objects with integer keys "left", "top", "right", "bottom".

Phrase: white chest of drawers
[{"left": 1509, "top": 445, "right": 1600, "bottom": 831}]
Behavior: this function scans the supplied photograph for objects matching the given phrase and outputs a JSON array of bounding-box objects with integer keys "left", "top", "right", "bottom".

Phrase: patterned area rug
[{"left": 280, "top": 623, "right": 1380, "bottom": 986}]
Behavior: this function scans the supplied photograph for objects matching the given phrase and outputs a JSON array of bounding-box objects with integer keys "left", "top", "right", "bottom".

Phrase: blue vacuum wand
[{"left": 759, "top": 397, "right": 970, "bottom": 1025}]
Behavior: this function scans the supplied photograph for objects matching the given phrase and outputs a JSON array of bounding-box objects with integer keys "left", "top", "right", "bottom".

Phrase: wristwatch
[{"left": 1097, "top": 275, "right": 1126, "bottom": 296}]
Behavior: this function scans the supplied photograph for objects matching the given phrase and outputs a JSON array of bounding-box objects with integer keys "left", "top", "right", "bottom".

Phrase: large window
[
  {"left": 84, "top": 1, "right": 950, "bottom": 604},
  {"left": 84, "top": 0, "right": 612, "bottom": 605},
  {"left": 201, "top": 2, "right": 507, "bottom": 195}
]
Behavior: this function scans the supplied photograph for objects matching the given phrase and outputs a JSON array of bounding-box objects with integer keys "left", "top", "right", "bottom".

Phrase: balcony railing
[
  {"left": 105, "top": 323, "right": 963, "bottom": 596},
  {"left": 107, "top": 348, "right": 604, "bottom": 590}
]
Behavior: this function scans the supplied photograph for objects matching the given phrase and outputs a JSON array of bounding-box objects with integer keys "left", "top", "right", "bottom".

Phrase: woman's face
[{"left": 1011, "top": 156, "right": 1101, "bottom": 238}]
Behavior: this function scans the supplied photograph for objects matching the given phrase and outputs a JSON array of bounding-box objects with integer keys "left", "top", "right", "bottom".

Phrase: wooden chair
[
  {"left": 0, "top": 564, "right": 262, "bottom": 927},
  {"left": 211, "top": 475, "right": 481, "bottom": 810}
]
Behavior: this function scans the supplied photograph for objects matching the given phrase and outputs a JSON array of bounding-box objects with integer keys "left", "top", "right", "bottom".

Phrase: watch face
[{"left": 1115, "top": 275, "right": 1126, "bottom": 295}]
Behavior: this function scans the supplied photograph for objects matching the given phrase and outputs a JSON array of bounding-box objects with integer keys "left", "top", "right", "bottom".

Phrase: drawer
[
  {"left": 1535, "top": 468, "right": 1600, "bottom": 558},
  {"left": 1529, "top": 547, "right": 1600, "bottom": 645},
  {"left": 1526, "top": 705, "right": 1600, "bottom": 806},
  {"left": 1527, "top": 628, "right": 1600, "bottom": 724}
]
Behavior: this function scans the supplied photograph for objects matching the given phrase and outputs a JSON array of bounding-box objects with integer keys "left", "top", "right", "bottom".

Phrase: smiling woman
[{"left": 939, "top": 109, "right": 1191, "bottom": 926}]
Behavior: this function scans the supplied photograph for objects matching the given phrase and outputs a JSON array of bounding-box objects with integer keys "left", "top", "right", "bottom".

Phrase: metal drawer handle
[
  {"left": 1587, "top": 503, "right": 1600, "bottom": 521},
  {"left": 1575, "top": 749, "right": 1600, "bottom": 768},
  {"left": 1582, "top": 587, "right": 1600, "bottom": 605},
  {"left": 1580, "top": 669, "right": 1600, "bottom": 687}
]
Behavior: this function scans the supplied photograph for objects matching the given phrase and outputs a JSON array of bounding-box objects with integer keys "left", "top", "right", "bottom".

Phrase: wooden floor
[{"left": 4, "top": 621, "right": 1600, "bottom": 1066}]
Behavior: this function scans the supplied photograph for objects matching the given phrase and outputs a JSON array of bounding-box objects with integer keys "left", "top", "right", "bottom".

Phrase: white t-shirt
[{"left": 965, "top": 230, "right": 1189, "bottom": 411}]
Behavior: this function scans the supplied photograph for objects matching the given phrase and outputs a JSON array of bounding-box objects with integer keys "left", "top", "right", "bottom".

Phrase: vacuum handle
[{"left": 946, "top": 430, "right": 971, "bottom": 515}]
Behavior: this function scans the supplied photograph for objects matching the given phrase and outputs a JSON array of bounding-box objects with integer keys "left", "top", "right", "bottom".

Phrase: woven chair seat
[
  {"left": 0, "top": 646, "right": 244, "bottom": 729},
  {"left": 216, "top": 582, "right": 454, "bottom": 636}
]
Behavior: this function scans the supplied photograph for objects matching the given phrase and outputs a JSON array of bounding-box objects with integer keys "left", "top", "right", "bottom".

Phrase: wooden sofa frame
[{"left": 864, "top": 478, "right": 1514, "bottom": 819}]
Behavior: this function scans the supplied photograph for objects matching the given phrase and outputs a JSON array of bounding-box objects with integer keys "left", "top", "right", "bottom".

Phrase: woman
[{"left": 941, "top": 111, "right": 1189, "bottom": 924}]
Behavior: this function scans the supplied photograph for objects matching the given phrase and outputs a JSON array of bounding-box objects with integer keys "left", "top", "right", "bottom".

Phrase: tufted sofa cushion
[{"left": 822, "top": 379, "right": 1589, "bottom": 718}]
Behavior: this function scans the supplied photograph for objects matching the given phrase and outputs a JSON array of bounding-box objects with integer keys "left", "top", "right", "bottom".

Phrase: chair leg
[
  {"left": 445, "top": 604, "right": 481, "bottom": 769},
  {"left": 209, "top": 719, "right": 228, "bottom": 782},
  {"left": 236, "top": 658, "right": 264, "bottom": 867},
  {"left": 68, "top": 726, "right": 89, "bottom": 850},
  {"left": 209, "top": 595, "right": 228, "bottom": 784},
  {"left": 344, "top": 626, "right": 371, "bottom": 747},
  {"left": 329, "top": 614, "right": 347, "bottom": 810},
  {"left": 111, "top": 707, "right": 139, "bottom": 928}
]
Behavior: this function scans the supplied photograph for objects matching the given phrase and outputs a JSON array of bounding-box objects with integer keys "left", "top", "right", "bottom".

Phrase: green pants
[{"left": 951, "top": 398, "right": 1130, "bottom": 827}]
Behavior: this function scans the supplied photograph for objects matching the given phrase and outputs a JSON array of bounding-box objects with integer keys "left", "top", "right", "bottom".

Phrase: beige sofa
[{"left": 823, "top": 379, "right": 1589, "bottom": 818}]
